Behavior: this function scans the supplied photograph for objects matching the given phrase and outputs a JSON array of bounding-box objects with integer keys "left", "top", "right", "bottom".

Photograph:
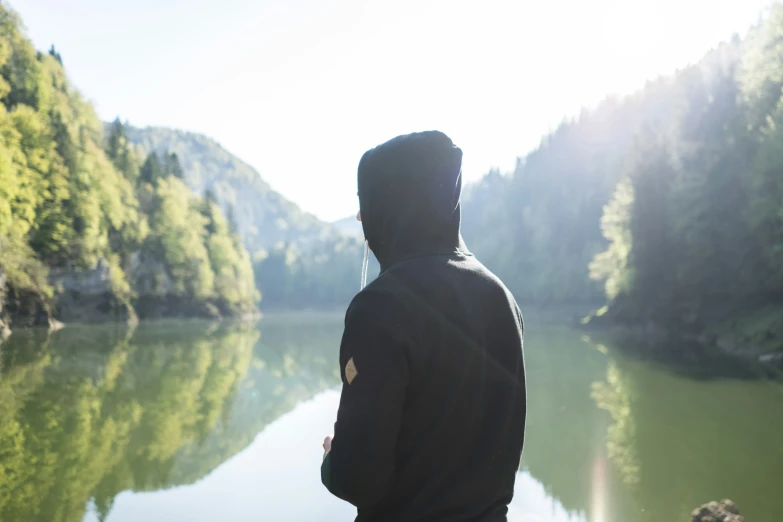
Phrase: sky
[{"left": 9, "top": 0, "right": 772, "bottom": 221}]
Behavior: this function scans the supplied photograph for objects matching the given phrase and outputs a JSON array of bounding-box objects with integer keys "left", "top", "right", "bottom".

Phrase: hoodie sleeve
[{"left": 321, "top": 290, "right": 410, "bottom": 508}]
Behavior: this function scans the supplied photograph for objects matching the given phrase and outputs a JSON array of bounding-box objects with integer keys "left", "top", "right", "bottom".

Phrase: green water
[{"left": 0, "top": 317, "right": 780, "bottom": 522}]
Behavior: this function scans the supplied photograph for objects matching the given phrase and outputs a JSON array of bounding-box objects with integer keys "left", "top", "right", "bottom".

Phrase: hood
[{"left": 358, "top": 130, "right": 467, "bottom": 270}]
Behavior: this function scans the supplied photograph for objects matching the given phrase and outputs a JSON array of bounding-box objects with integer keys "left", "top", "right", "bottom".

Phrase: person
[{"left": 321, "top": 131, "right": 526, "bottom": 522}]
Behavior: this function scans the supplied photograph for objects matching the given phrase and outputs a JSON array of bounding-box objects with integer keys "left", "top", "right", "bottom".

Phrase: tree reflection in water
[{"left": 0, "top": 316, "right": 342, "bottom": 522}]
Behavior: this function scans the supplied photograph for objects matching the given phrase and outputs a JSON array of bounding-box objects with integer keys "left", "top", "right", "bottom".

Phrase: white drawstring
[{"left": 360, "top": 240, "right": 370, "bottom": 290}]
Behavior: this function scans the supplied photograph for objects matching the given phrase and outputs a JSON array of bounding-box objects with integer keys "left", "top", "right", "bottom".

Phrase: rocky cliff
[{"left": 0, "top": 251, "right": 259, "bottom": 341}]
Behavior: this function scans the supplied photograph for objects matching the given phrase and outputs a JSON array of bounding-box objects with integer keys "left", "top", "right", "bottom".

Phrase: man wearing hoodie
[{"left": 321, "top": 131, "right": 526, "bottom": 522}]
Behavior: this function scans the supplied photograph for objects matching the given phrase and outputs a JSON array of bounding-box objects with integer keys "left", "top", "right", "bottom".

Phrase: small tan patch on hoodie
[{"left": 345, "top": 357, "right": 358, "bottom": 384}]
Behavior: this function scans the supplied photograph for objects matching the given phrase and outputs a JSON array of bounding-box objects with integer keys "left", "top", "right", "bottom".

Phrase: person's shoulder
[
  {"left": 460, "top": 255, "right": 508, "bottom": 287},
  {"left": 358, "top": 263, "right": 420, "bottom": 298},
  {"left": 345, "top": 280, "right": 416, "bottom": 344},
  {"left": 346, "top": 277, "right": 407, "bottom": 321},
  {"left": 351, "top": 269, "right": 399, "bottom": 301},
  {"left": 466, "top": 257, "right": 522, "bottom": 309}
]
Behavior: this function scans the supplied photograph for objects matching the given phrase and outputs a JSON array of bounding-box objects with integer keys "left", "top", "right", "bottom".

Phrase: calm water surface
[{"left": 0, "top": 316, "right": 781, "bottom": 522}]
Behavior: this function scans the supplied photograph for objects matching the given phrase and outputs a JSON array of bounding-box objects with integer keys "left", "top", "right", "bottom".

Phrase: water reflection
[
  {"left": 0, "top": 322, "right": 257, "bottom": 522},
  {"left": 517, "top": 328, "right": 783, "bottom": 522},
  {"left": 589, "top": 346, "right": 783, "bottom": 522},
  {"left": 0, "top": 318, "right": 781, "bottom": 522},
  {"left": 519, "top": 329, "right": 631, "bottom": 522},
  {"left": 168, "top": 316, "right": 343, "bottom": 490},
  {"left": 0, "top": 317, "right": 343, "bottom": 522}
]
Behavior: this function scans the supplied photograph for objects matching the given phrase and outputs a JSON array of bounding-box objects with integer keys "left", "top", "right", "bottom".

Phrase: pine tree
[
  {"left": 105, "top": 118, "right": 139, "bottom": 182},
  {"left": 164, "top": 152, "right": 184, "bottom": 180},
  {"left": 47, "top": 44, "right": 61, "bottom": 64},
  {"left": 139, "top": 152, "right": 163, "bottom": 185}
]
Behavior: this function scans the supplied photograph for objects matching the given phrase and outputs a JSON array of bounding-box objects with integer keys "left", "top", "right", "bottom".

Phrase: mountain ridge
[{"left": 119, "top": 124, "right": 338, "bottom": 254}]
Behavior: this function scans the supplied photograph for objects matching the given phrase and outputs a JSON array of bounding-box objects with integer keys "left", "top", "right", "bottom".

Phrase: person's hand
[{"left": 323, "top": 435, "right": 333, "bottom": 454}]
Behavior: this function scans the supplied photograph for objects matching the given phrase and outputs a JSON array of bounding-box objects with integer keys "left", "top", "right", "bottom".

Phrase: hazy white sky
[{"left": 10, "top": 0, "right": 771, "bottom": 221}]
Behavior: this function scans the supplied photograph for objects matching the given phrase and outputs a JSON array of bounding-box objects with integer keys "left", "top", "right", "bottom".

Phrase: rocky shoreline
[
  {"left": 0, "top": 259, "right": 259, "bottom": 341},
  {"left": 582, "top": 302, "right": 783, "bottom": 372}
]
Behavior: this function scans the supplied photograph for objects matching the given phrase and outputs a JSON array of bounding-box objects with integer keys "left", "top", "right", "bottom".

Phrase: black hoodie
[{"left": 321, "top": 131, "right": 526, "bottom": 522}]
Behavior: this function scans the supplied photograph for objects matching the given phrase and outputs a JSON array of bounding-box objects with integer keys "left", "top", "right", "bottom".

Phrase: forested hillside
[
  {"left": 461, "top": 76, "right": 678, "bottom": 307},
  {"left": 253, "top": 237, "right": 378, "bottom": 310},
  {"left": 0, "top": 4, "right": 257, "bottom": 331},
  {"left": 119, "top": 125, "right": 378, "bottom": 310},
  {"left": 462, "top": 6, "right": 783, "bottom": 351},
  {"left": 122, "top": 125, "right": 333, "bottom": 253}
]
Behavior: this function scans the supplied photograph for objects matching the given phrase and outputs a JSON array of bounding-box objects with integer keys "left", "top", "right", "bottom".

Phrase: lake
[{"left": 0, "top": 315, "right": 781, "bottom": 522}]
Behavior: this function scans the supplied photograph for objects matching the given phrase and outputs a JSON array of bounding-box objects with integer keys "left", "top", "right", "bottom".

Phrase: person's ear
[{"left": 357, "top": 210, "right": 362, "bottom": 222}]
